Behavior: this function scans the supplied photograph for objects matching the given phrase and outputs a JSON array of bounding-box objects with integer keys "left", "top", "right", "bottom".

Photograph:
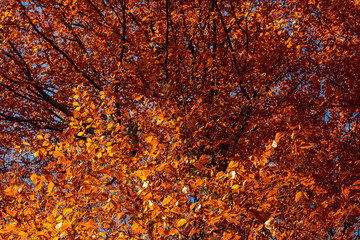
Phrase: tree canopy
[{"left": 1, "top": 0, "right": 360, "bottom": 239}]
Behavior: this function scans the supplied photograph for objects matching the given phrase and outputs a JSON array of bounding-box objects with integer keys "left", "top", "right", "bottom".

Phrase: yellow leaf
[
  {"left": 106, "top": 146, "right": 113, "bottom": 154},
  {"left": 162, "top": 196, "right": 172, "bottom": 206},
  {"left": 134, "top": 170, "right": 150, "bottom": 181},
  {"left": 34, "top": 151, "right": 39, "bottom": 158},
  {"left": 63, "top": 208, "right": 73, "bottom": 215},
  {"left": 37, "top": 135, "right": 43, "bottom": 140},
  {"left": 177, "top": 219, "right": 187, "bottom": 227},
  {"left": 232, "top": 184, "right": 240, "bottom": 189},
  {"left": 73, "top": 95, "right": 80, "bottom": 99},
  {"left": 145, "top": 136, "right": 153, "bottom": 143},
  {"left": 228, "top": 161, "right": 237, "bottom": 169},
  {"left": 30, "top": 173, "right": 38, "bottom": 184},
  {"left": 48, "top": 181, "right": 55, "bottom": 194},
  {"left": 52, "top": 208, "right": 58, "bottom": 218},
  {"left": 73, "top": 101, "right": 79, "bottom": 106},
  {"left": 77, "top": 132, "right": 84, "bottom": 136}
]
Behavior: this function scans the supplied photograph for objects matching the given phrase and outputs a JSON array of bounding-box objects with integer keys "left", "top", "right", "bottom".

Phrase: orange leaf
[
  {"left": 63, "top": 208, "right": 73, "bottom": 215},
  {"left": 53, "top": 151, "right": 64, "bottom": 158},
  {"left": 48, "top": 181, "right": 55, "bottom": 194},
  {"left": 19, "top": 231, "right": 29, "bottom": 240},
  {"left": 295, "top": 191, "right": 303, "bottom": 202},
  {"left": 275, "top": 132, "right": 283, "bottom": 142},
  {"left": 35, "top": 181, "right": 43, "bottom": 192},
  {"left": 145, "top": 136, "right": 153, "bottom": 143},
  {"left": 0, "top": 222, "right": 16, "bottom": 233},
  {"left": 162, "top": 196, "right": 172, "bottom": 206},
  {"left": 30, "top": 173, "right": 38, "bottom": 184},
  {"left": 300, "top": 143, "right": 315, "bottom": 149},
  {"left": 193, "top": 161, "right": 206, "bottom": 170}
]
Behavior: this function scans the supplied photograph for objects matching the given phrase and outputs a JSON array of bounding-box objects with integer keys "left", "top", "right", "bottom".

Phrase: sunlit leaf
[
  {"left": 48, "top": 181, "right": 55, "bottom": 194},
  {"left": 177, "top": 219, "right": 187, "bottom": 227},
  {"left": 30, "top": 173, "right": 38, "bottom": 184}
]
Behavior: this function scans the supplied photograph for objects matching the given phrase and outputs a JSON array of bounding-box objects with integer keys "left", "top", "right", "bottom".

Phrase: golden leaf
[
  {"left": 18, "top": 231, "right": 29, "bottom": 240},
  {"left": 145, "top": 136, "right": 153, "bottom": 143},
  {"left": 177, "top": 219, "right": 187, "bottom": 227},
  {"left": 52, "top": 208, "right": 58, "bottom": 218},
  {"left": 0, "top": 222, "right": 16, "bottom": 233},
  {"left": 162, "top": 196, "right": 172, "bottom": 206},
  {"left": 48, "top": 181, "right": 55, "bottom": 194},
  {"left": 63, "top": 208, "right": 73, "bottom": 215},
  {"left": 30, "top": 173, "right": 38, "bottom": 184}
]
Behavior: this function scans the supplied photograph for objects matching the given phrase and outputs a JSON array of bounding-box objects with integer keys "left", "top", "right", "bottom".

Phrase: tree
[{"left": 1, "top": 0, "right": 360, "bottom": 239}]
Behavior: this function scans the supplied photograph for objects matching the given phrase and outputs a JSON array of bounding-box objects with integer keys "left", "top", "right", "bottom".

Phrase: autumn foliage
[{"left": 1, "top": 0, "right": 360, "bottom": 239}]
